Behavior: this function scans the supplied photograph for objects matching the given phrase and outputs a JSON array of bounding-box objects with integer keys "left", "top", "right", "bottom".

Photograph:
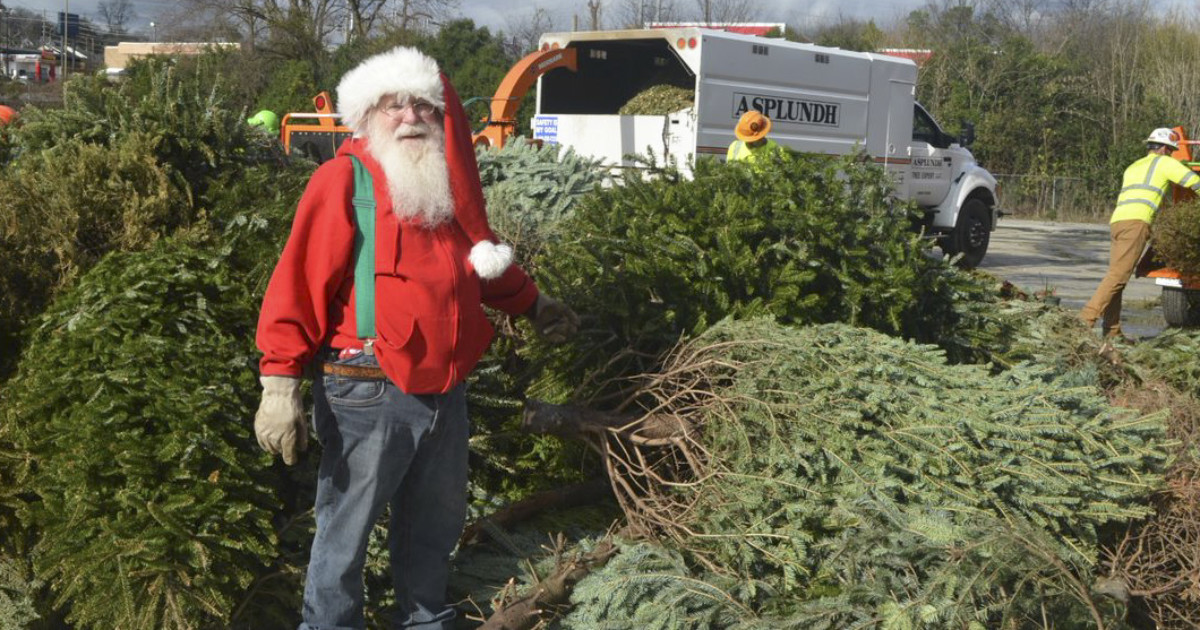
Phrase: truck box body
[{"left": 532, "top": 28, "right": 999, "bottom": 266}]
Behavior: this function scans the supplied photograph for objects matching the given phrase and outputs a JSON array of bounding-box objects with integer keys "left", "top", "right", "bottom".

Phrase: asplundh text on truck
[{"left": 529, "top": 27, "right": 1000, "bottom": 268}]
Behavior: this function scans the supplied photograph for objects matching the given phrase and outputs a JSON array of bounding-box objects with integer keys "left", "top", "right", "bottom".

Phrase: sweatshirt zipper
[{"left": 436, "top": 228, "right": 461, "bottom": 390}]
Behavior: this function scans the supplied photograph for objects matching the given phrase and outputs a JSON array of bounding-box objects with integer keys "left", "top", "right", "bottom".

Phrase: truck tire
[
  {"left": 940, "top": 199, "right": 991, "bottom": 269},
  {"left": 1162, "top": 286, "right": 1200, "bottom": 327}
]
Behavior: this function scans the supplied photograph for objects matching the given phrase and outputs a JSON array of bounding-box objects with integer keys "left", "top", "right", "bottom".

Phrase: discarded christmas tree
[{"left": 524, "top": 318, "right": 1168, "bottom": 627}]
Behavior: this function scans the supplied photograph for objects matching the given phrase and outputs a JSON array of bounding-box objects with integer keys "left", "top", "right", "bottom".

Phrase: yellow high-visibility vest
[
  {"left": 1111, "top": 152, "right": 1200, "bottom": 224},
  {"left": 726, "top": 138, "right": 783, "bottom": 164}
]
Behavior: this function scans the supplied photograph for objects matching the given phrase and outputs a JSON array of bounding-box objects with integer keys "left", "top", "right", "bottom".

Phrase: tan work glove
[
  {"left": 530, "top": 293, "right": 580, "bottom": 344},
  {"left": 255, "top": 375, "right": 307, "bottom": 465}
]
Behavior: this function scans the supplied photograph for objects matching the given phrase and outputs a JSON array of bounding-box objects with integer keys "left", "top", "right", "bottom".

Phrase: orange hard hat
[
  {"left": 735, "top": 110, "right": 771, "bottom": 143},
  {"left": 0, "top": 105, "right": 17, "bottom": 125}
]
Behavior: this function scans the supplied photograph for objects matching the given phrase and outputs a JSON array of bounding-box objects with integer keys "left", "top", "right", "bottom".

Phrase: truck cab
[
  {"left": 908, "top": 103, "right": 996, "bottom": 267},
  {"left": 530, "top": 28, "right": 1000, "bottom": 267}
]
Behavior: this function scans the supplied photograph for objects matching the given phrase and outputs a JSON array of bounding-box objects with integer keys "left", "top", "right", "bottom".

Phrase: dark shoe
[{"left": 1103, "top": 331, "right": 1134, "bottom": 344}]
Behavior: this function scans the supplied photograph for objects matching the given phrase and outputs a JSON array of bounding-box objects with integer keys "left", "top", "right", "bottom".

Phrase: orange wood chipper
[{"left": 278, "top": 46, "right": 577, "bottom": 163}]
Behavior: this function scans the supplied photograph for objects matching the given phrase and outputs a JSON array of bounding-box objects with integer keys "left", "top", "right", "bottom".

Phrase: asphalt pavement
[{"left": 978, "top": 218, "right": 1164, "bottom": 339}]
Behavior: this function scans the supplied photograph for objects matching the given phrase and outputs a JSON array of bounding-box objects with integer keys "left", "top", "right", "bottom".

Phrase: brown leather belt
[{"left": 322, "top": 362, "right": 388, "bottom": 380}]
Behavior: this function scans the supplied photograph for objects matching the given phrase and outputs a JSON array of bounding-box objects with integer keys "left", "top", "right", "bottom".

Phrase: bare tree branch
[{"left": 98, "top": 0, "right": 135, "bottom": 35}]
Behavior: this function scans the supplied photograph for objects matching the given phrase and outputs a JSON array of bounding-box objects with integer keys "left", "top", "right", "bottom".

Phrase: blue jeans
[{"left": 299, "top": 353, "right": 468, "bottom": 630}]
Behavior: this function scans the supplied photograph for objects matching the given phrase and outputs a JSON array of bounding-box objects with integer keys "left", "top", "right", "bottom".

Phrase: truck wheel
[
  {"left": 940, "top": 199, "right": 991, "bottom": 269},
  {"left": 1162, "top": 286, "right": 1200, "bottom": 327}
]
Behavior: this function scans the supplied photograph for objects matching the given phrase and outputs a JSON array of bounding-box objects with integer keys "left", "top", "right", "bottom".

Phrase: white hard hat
[{"left": 1146, "top": 127, "right": 1181, "bottom": 149}]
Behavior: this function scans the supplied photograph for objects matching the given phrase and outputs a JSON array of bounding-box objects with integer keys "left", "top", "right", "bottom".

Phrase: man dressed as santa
[{"left": 253, "top": 46, "right": 579, "bottom": 629}]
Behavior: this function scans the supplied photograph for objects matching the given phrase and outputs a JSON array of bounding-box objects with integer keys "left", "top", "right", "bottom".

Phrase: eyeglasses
[{"left": 380, "top": 100, "right": 439, "bottom": 119}]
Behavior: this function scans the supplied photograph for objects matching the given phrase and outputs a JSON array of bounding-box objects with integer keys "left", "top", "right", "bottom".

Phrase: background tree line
[{"left": 129, "top": 0, "right": 1198, "bottom": 219}]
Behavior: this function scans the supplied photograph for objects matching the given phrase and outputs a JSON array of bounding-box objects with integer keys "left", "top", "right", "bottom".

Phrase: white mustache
[{"left": 394, "top": 123, "right": 432, "bottom": 139}]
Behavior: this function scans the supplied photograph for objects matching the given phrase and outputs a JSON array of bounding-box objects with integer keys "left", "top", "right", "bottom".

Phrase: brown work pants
[{"left": 1080, "top": 219, "right": 1151, "bottom": 337}]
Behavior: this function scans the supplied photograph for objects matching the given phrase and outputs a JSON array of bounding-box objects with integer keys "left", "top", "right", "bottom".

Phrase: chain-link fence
[{"left": 993, "top": 173, "right": 1112, "bottom": 221}]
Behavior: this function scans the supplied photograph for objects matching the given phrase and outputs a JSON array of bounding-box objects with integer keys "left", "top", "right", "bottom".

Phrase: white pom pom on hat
[
  {"left": 469, "top": 241, "right": 514, "bottom": 280},
  {"left": 338, "top": 45, "right": 514, "bottom": 280}
]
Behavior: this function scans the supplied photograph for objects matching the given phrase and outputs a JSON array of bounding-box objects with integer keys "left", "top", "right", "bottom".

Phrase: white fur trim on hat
[
  {"left": 470, "top": 241, "right": 514, "bottom": 280},
  {"left": 337, "top": 46, "right": 445, "bottom": 132}
]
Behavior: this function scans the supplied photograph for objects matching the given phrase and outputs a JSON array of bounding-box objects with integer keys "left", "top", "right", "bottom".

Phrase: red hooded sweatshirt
[{"left": 256, "top": 138, "right": 538, "bottom": 394}]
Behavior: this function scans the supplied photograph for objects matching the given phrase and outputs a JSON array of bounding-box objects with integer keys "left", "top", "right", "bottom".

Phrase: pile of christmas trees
[
  {"left": 1152, "top": 198, "right": 1200, "bottom": 276},
  {"left": 0, "top": 49, "right": 1193, "bottom": 630},
  {"left": 517, "top": 318, "right": 1166, "bottom": 627}
]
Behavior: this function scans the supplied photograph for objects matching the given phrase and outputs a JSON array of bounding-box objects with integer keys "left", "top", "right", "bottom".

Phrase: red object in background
[
  {"left": 648, "top": 22, "right": 785, "bottom": 37},
  {"left": 0, "top": 105, "right": 17, "bottom": 125},
  {"left": 877, "top": 49, "right": 934, "bottom": 65}
]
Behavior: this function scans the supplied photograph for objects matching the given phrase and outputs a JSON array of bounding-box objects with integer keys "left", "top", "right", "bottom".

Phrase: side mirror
[{"left": 958, "top": 121, "right": 976, "bottom": 147}]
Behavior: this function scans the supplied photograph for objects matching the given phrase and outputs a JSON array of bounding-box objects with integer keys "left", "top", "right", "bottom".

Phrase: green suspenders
[{"left": 348, "top": 156, "right": 376, "bottom": 342}]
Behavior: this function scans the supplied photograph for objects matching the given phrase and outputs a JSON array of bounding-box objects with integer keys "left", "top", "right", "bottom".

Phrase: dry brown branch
[
  {"left": 478, "top": 539, "right": 618, "bottom": 630},
  {"left": 517, "top": 334, "right": 761, "bottom": 557},
  {"left": 521, "top": 399, "right": 693, "bottom": 443},
  {"left": 1100, "top": 379, "right": 1200, "bottom": 627}
]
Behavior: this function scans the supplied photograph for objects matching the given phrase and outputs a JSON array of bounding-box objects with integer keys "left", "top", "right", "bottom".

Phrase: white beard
[{"left": 364, "top": 115, "right": 454, "bottom": 227}]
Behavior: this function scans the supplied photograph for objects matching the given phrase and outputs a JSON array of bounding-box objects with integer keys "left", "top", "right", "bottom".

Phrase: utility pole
[
  {"left": 1, "top": 5, "right": 6, "bottom": 79},
  {"left": 61, "top": 0, "right": 67, "bottom": 80}
]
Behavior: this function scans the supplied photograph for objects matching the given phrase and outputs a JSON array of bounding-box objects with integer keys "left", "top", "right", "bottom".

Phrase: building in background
[
  {"left": 103, "top": 41, "right": 240, "bottom": 77},
  {"left": 0, "top": 47, "right": 61, "bottom": 82}
]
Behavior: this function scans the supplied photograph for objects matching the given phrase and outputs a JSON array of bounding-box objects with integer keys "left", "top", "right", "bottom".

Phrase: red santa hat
[{"left": 336, "top": 46, "right": 514, "bottom": 280}]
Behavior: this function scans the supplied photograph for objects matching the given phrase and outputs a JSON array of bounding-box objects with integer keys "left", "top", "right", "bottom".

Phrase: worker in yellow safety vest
[
  {"left": 726, "top": 110, "right": 784, "bottom": 164},
  {"left": 1081, "top": 127, "right": 1200, "bottom": 339}
]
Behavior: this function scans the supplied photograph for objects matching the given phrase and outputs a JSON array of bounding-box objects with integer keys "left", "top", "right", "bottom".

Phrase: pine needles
[
  {"left": 1151, "top": 199, "right": 1200, "bottom": 278},
  {"left": 563, "top": 318, "right": 1168, "bottom": 626}
]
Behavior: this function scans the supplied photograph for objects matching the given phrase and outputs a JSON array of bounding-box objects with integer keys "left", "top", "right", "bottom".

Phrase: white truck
[{"left": 530, "top": 28, "right": 1000, "bottom": 267}]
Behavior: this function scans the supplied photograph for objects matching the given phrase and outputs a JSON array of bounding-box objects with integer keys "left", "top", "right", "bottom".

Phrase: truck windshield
[
  {"left": 540, "top": 38, "right": 696, "bottom": 114},
  {"left": 912, "top": 104, "right": 954, "bottom": 148}
]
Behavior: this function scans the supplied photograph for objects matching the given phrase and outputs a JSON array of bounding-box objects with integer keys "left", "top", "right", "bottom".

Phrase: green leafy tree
[
  {"left": 811, "top": 18, "right": 886, "bottom": 52},
  {"left": 902, "top": 2, "right": 1185, "bottom": 218},
  {"left": 254, "top": 58, "right": 323, "bottom": 119},
  {"left": 416, "top": 19, "right": 522, "bottom": 120}
]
